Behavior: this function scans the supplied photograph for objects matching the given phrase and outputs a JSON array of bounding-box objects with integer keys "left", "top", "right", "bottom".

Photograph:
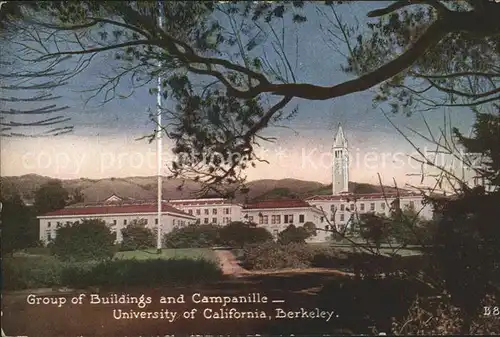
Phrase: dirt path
[{"left": 213, "top": 249, "right": 249, "bottom": 276}]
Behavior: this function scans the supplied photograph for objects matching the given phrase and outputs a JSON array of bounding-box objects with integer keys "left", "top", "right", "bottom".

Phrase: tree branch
[
  {"left": 35, "top": 40, "right": 161, "bottom": 61},
  {"left": 367, "top": 0, "right": 450, "bottom": 18}
]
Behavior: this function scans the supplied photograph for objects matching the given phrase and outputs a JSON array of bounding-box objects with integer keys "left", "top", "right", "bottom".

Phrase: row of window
[
  {"left": 329, "top": 201, "right": 415, "bottom": 212},
  {"left": 198, "top": 217, "right": 232, "bottom": 224},
  {"left": 172, "top": 219, "right": 187, "bottom": 226},
  {"left": 48, "top": 217, "right": 189, "bottom": 228},
  {"left": 258, "top": 214, "right": 305, "bottom": 225},
  {"left": 47, "top": 221, "right": 68, "bottom": 228},
  {"left": 186, "top": 207, "right": 232, "bottom": 216}
]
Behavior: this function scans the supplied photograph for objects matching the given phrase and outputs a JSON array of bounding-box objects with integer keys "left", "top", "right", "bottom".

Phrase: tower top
[{"left": 333, "top": 123, "right": 347, "bottom": 148}]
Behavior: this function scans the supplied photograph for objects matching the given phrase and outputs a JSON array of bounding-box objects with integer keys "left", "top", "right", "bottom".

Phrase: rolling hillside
[{"left": 0, "top": 174, "right": 407, "bottom": 204}]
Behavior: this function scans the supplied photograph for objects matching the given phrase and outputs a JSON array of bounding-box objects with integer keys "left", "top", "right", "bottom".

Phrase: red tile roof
[
  {"left": 40, "top": 203, "right": 195, "bottom": 219},
  {"left": 306, "top": 192, "right": 422, "bottom": 201},
  {"left": 168, "top": 199, "right": 239, "bottom": 207},
  {"left": 243, "top": 199, "right": 313, "bottom": 210}
]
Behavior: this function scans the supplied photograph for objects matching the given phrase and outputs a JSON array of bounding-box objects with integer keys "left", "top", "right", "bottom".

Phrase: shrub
[
  {"left": 391, "top": 294, "right": 500, "bottom": 335},
  {"left": 2, "top": 256, "right": 224, "bottom": 290},
  {"left": 50, "top": 218, "right": 115, "bottom": 262},
  {"left": 218, "top": 221, "right": 273, "bottom": 248},
  {"left": 2, "top": 256, "right": 64, "bottom": 290},
  {"left": 163, "top": 224, "right": 221, "bottom": 248},
  {"left": 62, "top": 259, "right": 223, "bottom": 288},
  {"left": 278, "top": 224, "right": 311, "bottom": 244},
  {"left": 120, "top": 219, "right": 155, "bottom": 251},
  {"left": 309, "top": 246, "right": 348, "bottom": 269},
  {"left": 242, "top": 242, "right": 315, "bottom": 270}
]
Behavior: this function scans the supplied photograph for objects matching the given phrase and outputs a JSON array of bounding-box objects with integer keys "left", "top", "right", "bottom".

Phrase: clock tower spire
[{"left": 332, "top": 123, "right": 349, "bottom": 195}]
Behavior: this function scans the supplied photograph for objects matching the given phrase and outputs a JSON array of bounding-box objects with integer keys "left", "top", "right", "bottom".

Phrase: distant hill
[{"left": 0, "top": 174, "right": 407, "bottom": 204}]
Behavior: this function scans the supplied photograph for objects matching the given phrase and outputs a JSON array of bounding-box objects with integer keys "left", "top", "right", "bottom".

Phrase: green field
[{"left": 114, "top": 248, "right": 218, "bottom": 261}]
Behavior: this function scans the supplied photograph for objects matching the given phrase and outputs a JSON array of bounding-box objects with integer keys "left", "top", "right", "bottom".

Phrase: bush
[
  {"left": 163, "top": 224, "right": 221, "bottom": 248},
  {"left": 310, "top": 246, "right": 348, "bottom": 269},
  {"left": 278, "top": 224, "right": 311, "bottom": 244},
  {"left": 391, "top": 294, "right": 500, "bottom": 335},
  {"left": 50, "top": 219, "right": 115, "bottom": 261},
  {"left": 2, "top": 256, "right": 64, "bottom": 290},
  {"left": 242, "top": 242, "right": 316, "bottom": 270},
  {"left": 2, "top": 256, "right": 224, "bottom": 290},
  {"left": 65, "top": 258, "right": 223, "bottom": 288},
  {"left": 218, "top": 221, "right": 273, "bottom": 248},
  {"left": 120, "top": 219, "right": 155, "bottom": 251}
]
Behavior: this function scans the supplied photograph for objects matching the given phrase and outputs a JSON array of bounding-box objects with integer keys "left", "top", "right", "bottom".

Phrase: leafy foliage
[
  {"left": 33, "top": 179, "right": 68, "bottom": 215},
  {"left": 453, "top": 104, "right": 500, "bottom": 189},
  {"left": 356, "top": 213, "right": 392, "bottom": 248},
  {"left": 0, "top": 194, "right": 39, "bottom": 254},
  {"left": 163, "top": 221, "right": 272, "bottom": 248},
  {"left": 50, "top": 219, "right": 116, "bottom": 261},
  {"left": 163, "top": 223, "right": 221, "bottom": 248},
  {"left": 389, "top": 206, "right": 437, "bottom": 246},
  {"left": 391, "top": 294, "right": 500, "bottom": 335},
  {"left": 2, "top": 255, "right": 223, "bottom": 290},
  {"left": 120, "top": 218, "right": 155, "bottom": 251},
  {"left": 218, "top": 221, "right": 273, "bottom": 248},
  {"left": 242, "top": 241, "right": 315, "bottom": 270},
  {"left": 277, "top": 223, "right": 314, "bottom": 244},
  {"left": 242, "top": 242, "right": 346, "bottom": 270},
  {"left": 3, "top": 1, "right": 498, "bottom": 192},
  {"left": 63, "top": 258, "right": 223, "bottom": 288},
  {"left": 347, "top": 2, "right": 500, "bottom": 115}
]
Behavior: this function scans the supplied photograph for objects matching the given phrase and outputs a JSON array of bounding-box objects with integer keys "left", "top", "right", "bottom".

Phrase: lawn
[
  {"left": 114, "top": 248, "right": 218, "bottom": 262},
  {"left": 21, "top": 246, "right": 218, "bottom": 261}
]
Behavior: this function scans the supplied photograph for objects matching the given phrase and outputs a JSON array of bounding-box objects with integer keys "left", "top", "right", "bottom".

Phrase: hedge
[{"left": 2, "top": 256, "right": 223, "bottom": 290}]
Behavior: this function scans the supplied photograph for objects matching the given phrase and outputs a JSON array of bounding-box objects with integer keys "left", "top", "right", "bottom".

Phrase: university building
[
  {"left": 37, "top": 124, "right": 433, "bottom": 244},
  {"left": 307, "top": 124, "right": 433, "bottom": 231}
]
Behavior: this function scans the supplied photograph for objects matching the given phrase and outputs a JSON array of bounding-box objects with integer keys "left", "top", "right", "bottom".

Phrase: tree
[
  {"left": 120, "top": 218, "right": 155, "bottom": 251},
  {"left": 50, "top": 218, "right": 115, "bottom": 261},
  {"left": 0, "top": 3, "right": 73, "bottom": 137},
  {"left": 219, "top": 221, "right": 273, "bottom": 248},
  {"left": 355, "top": 213, "right": 392, "bottom": 249},
  {"left": 33, "top": 179, "right": 68, "bottom": 215},
  {"left": 383, "top": 103, "right": 500, "bottom": 333},
  {"left": 67, "top": 188, "right": 85, "bottom": 205},
  {"left": 303, "top": 221, "right": 317, "bottom": 236},
  {"left": 388, "top": 205, "right": 437, "bottom": 246},
  {"left": 163, "top": 223, "right": 221, "bottom": 248},
  {"left": 1, "top": 1, "right": 498, "bottom": 193},
  {"left": 425, "top": 106, "right": 500, "bottom": 333},
  {"left": 278, "top": 224, "right": 311, "bottom": 245},
  {"left": 0, "top": 193, "right": 38, "bottom": 255}
]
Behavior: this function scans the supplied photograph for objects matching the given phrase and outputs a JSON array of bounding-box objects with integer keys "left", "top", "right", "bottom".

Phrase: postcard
[{"left": 1, "top": 1, "right": 499, "bottom": 336}]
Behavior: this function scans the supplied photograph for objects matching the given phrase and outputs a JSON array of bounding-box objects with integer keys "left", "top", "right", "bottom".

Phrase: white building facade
[
  {"left": 307, "top": 192, "right": 433, "bottom": 231},
  {"left": 168, "top": 198, "right": 243, "bottom": 226},
  {"left": 37, "top": 125, "right": 434, "bottom": 244},
  {"left": 309, "top": 124, "right": 433, "bottom": 232},
  {"left": 37, "top": 200, "right": 196, "bottom": 244},
  {"left": 241, "top": 199, "right": 328, "bottom": 242}
]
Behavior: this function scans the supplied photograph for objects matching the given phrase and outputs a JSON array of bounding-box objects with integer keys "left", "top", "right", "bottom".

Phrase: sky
[{"left": 0, "top": 2, "right": 478, "bottom": 190}]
